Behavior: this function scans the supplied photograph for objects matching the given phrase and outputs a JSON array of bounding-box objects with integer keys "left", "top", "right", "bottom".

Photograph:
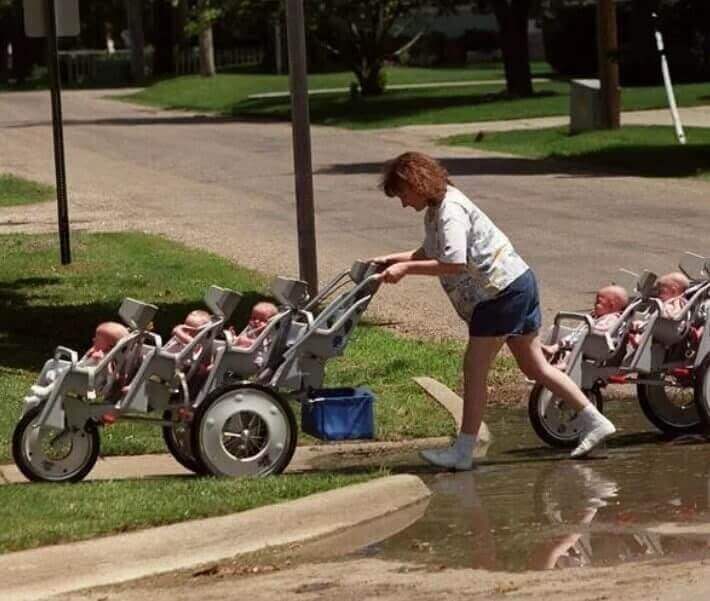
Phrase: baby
[
  {"left": 656, "top": 272, "right": 689, "bottom": 319},
  {"left": 25, "top": 321, "right": 129, "bottom": 404},
  {"left": 235, "top": 302, "right": 279, "bottom": 348},
  {"left": 234, "top": 302, "right": 279, "bottom": 368},
  {"left": 164, "top": 309, "right": 211, "bottom": 354},
  {"left": 627, "top": 271, "right": 690, "bottom": 350},
  {"left": 543, "top": 285, "right": 629, "bottom": 368}
]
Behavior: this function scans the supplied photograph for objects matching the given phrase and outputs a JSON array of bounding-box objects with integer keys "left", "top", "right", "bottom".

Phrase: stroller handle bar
[
  {"left": 554, "top": 312, "right": 595, "bottom": 329},
  {"left": 53, "top": 346, "right": 78, "bottom": 365}
]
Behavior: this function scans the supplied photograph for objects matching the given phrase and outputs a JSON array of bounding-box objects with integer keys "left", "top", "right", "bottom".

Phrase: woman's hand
[
  {"left": 371, "top": 255, "right": 394, "bottom": 266},
  {"left": 379, "top": 263, "right": 409, "bottom": 284}
]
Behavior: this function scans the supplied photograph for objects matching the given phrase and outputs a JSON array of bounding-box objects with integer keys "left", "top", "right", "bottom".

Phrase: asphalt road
[{"left": 1, "top": 89, "right": 708, "bottom": 339}]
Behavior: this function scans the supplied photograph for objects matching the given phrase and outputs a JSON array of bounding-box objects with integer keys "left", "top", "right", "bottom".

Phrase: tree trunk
[
  {"left": 124, "top": 0, "right": 145, "bottom": 84},
  {"left": 491, "top": 0, "right": 533, "bottom": 97},
  {"left": 153, "top": 0, "right": 176, "bottom": 76},
  {"left": 199, "top": 25, "right": 216, "bottom": 77},
  {"left": 356, "top": 60, "right": 385, "bottom": 96}
]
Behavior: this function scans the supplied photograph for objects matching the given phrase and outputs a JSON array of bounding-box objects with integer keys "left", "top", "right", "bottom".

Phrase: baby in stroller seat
[
  {"left": 164, "top": 309, "right": 211, "bottom": 353},
  {"left": 25, "top": 321, "right": 130, "bottom": 406},
  {"left": 542, "top": 285, "right": 629, "bottom": 369},
  {"left": 233, "top": 301, "right": 279, "bottom": 368},
  {"left": 627, "top": 272, "right": 690, "bottom": 350}
]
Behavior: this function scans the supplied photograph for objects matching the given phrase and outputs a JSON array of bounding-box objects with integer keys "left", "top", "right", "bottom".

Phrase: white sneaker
[
  {"left": 571, "top": 409, "right": 616, "bottom": 458},
  {"left": 420, "top": 446, "right": 474, "bottom": 471}
]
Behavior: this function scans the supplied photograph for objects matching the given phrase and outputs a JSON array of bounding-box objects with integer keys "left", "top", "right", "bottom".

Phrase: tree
[
  {"left": 228, "top": 0, "right": 455, "bottom": 96},
  {"left": 124, "top": 0, "right": 146, "bottom": 83},
  {"left": 485, "top": 0, "right": 535, "bottom": 97},
  {"left": 186, "top": 0, "right": 221, "bottom": 77},
  {"left": 308, "top": 1, "right": 451, "bottom": 96}
]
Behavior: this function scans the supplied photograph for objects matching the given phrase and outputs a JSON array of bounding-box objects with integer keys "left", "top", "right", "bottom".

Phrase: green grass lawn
[
  {"left": 443, "top": 125, "right": 710, "bottom": 180},
  {"left": 0, "top": 232, "right": 520, "bottom": 462},
  {"left": 0, "top": 174, "right": 53, "bottom": 207},
  {"left": 0, "top": 470, "right": 379, "bottom": 553},
  {"left": 122, "top": 64, "right": 710, "bottom": 129}
]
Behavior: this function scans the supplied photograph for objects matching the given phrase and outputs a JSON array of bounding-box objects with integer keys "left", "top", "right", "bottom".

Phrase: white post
[{"left": 653, "top": 13, "right": 686, "bottom": 145}]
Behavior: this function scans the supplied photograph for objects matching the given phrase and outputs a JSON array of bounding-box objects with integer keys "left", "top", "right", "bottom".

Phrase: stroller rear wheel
[
  {"left": 529, "top": 384, "right": 603, "bottom": 448},
  {"left": 12, "top": 405, "right": 100, "bottom": 483},
  {"left": 693, "top": 358, "right": 710, "bottom": 431},
  {"left": 191, "top": 383, "right": 297, "bottom": 477},
  {"left": 638, "top": 378, "right": 702, "bottom": 435}
]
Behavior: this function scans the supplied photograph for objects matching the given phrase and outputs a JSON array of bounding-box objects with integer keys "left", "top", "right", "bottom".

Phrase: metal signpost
[
  {"left": 285, "top": 0, "right": 318, "bottom": 295},
  {"left": 652, "top": 12, "right": 686, "bottom": 145},
  {"left": 23, "top": 0, "right": 79, "bottom": 265}
]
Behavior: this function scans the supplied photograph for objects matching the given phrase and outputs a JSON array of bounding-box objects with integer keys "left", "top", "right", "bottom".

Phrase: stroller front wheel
[
  {"left": 12, "top": 405, "right": 100, "bottom": 483},
  {"left": 528, "top": 384, "right": 603, "bottom": 448}
]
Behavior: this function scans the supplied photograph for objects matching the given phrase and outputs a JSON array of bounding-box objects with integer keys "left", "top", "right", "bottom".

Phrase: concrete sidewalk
[
  {"left": 373, "top": 105, "right": 710, "bottom": 146},
  {"left": 247, "top": 78, "right": 552, "bottom": 99},
  {"left": 0, "top": 474, "right": 431, "bottom": 601},
  {"left": 0, "top": 438, "right": 449, "bottom": 485}
]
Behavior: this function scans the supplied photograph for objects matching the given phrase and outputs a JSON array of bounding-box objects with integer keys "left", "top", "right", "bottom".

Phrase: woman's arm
[
  {"left": 379, "top": 259, "right": 466, "bottom": 284},
  {"left": 372, "top": 247, "right": 426, "bottom": 265}
]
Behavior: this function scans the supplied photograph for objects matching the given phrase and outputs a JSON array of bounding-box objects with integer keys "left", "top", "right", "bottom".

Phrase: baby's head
[
  {"left": 90, "top": 321, "right": 129, "bottom": 358},
  {"left": 593, "top": 285, "right": 629, "bottom": 317},
  {"left": 248, "top": 302, "right": 278, "bottom": 330},
  {"left": 184, "top": 309, "right": 211, "bottom": 329},
  {"left": 656, "top": 272, "right": 689, "bottom": 301}
]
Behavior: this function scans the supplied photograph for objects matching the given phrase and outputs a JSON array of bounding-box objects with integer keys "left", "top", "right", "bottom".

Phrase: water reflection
[{"left": 365, "top": 438, "right": 710, "bottom": 572}]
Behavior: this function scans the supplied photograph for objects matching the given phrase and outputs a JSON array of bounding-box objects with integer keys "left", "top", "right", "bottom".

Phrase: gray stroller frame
[
  {"left": 529, "top": 253, "right": 710, "bottom": 448},
  {"left": 12, "top": 286, "right": 241, "bottom": 483},
  {"left": 187, "top": 261, "right": 382, "bottom": 478}
]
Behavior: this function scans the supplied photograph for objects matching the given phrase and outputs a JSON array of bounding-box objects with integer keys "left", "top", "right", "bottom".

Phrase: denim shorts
[{"left": 469, "top": 269, "right": 542, "bottom": 337}]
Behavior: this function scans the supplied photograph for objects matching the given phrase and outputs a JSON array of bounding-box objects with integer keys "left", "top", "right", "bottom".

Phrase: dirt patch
[{"left": 54, "top": 556, "right": 710, "bottom": 601}]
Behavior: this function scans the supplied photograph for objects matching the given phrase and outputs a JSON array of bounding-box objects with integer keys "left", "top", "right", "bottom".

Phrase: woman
[{"left": 373, "top": 152, "right": 614, "bottom": 470}]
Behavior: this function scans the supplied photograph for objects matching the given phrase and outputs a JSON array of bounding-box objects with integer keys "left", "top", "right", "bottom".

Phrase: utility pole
[
  {"left": 24, "top": 0, "right": 79, "bottom": 264},
  {"left": 285, "top": 0, "right": 318, "bottom": 294},
  {"left": 597, "top": 0, "right": 620, "bottom": 129}
]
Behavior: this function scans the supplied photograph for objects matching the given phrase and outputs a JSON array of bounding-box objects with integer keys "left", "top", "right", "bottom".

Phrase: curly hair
[{"left": 380, "top": 152, "right": 450, "bottom": 204}]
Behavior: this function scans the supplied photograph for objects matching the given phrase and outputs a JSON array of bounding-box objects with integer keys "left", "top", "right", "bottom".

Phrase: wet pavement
[{"left": 358, "top": 402, "right": 710, "bottom": 572}]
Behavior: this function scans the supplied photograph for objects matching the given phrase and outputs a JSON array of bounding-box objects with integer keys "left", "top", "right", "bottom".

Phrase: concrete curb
[{"left": 0, "top": 474, "right": 431, "bottom": 601}]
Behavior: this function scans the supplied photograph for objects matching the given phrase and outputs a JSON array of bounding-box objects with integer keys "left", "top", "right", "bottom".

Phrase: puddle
[{"left": 357, "top": 402, "right": 710, "bottom": 572}]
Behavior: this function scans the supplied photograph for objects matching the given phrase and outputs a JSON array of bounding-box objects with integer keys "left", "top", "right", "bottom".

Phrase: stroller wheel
[
  {"left": 529, "top": 384, "right": 603, "bottom": 448},
  {"left": 162, "top": 411, "right": 210, "bottom": 475},
  {"left": 637, "top": 379, "right": 701, "bottom": 435},
  {"left": 696, "top": 358, "right": 710, "bottom": 431},
  {"left": 12, "top": 405, "right": 99, "bottom": 483},
  {"left": 192, "top": 383, "right": 297, "bottom": 477}
]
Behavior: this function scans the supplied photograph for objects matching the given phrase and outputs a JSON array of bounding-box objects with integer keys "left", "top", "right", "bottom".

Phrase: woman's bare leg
[
  {"left": 507, "top": 332, "right": 615, "bottom": 457},
  {"left": 421, "top": 336, "right": 505, "bottom": 470},
  {"left": 506, "top": 333, "right": 590, "bottom": 411},
  {"left": 461, "top": 335, "right": 507, "bottom": 435}
]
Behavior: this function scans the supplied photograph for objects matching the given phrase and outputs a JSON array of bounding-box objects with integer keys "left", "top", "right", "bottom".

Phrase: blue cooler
[{"left": 301, "top": 387, "right": 375, "bottom": 441}]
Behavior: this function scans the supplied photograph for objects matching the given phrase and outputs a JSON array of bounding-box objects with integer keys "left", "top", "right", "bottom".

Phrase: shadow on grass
[
  {"left": 320, "top": 143, "right": 710, "bottom": 179},
  {"left": 0, "top": 283, "right": 269, "bottom": 373},
  {"left": 234, "top": 89, "right": 560, "bottom": 127},
  {"left": 554, "top": 144, "right": 710, "bottom": 178}
]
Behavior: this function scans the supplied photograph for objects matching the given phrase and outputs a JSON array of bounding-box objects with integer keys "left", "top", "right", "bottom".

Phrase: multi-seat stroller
[
  {"left": 13, "top": 261, "right": 381, "bottom": 482},
  {"left": 529, "top": 252, "right": 710, "bottom": 448}
]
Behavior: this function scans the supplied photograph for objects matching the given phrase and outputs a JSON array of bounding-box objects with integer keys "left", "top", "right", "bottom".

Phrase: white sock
[
  {"left": 571, "top": 406, "right": 615, "bottom": 458},
  {"left": 453, "top": 432, "right": 477, "bottom": 457},
  {"left": 580, "top": 404, "right": 613, "bottom": 426}
]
